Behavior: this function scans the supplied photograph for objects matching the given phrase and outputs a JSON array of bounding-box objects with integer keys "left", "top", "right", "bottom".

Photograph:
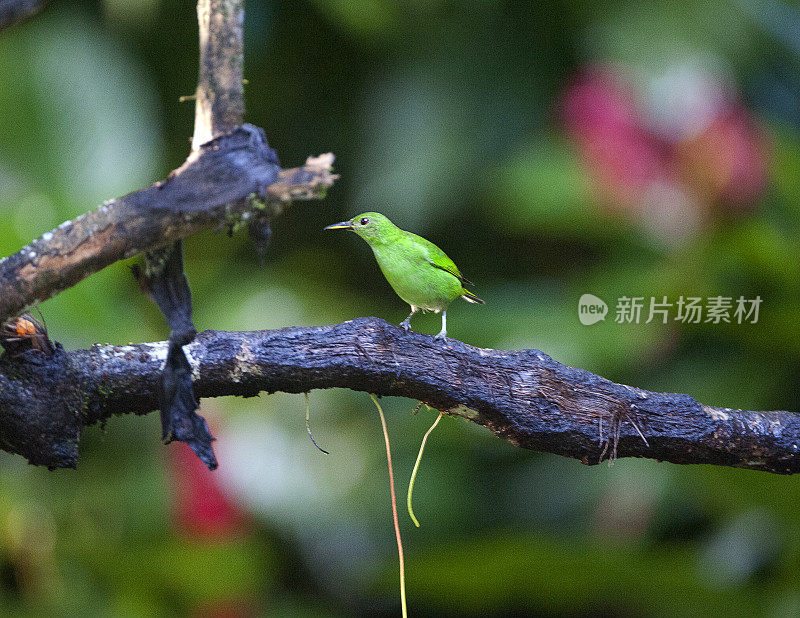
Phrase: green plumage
[{"left": 325, "top": 212, "right": 484, "bottom": 339}]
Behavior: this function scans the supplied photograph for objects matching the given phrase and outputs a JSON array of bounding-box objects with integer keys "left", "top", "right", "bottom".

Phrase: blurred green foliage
[{"left": 2, "top": 0, "right": 800, "bottom": 615}]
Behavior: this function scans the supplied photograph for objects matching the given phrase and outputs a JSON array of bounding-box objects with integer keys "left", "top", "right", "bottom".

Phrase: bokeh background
[{"left": 2, "top": 0, "right": 800, "bottom": 615}]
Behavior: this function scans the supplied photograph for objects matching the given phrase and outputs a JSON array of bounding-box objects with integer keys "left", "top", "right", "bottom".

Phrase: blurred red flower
[
  {"left": 167, "top": 433, "right": 250, "bottom": 541},
  {"left": 561, "top": 63, "right": 769, "bottom": 241}
]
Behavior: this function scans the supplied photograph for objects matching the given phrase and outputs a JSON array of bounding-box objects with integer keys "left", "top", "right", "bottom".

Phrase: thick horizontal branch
[
  {"left": 267, "top": 153, "right": 338, "bottom": 205},
  {"left": 1, "top": 317, "right": 798, "bottom": 473},
  {"left": 0, "top": 124, "right": 337, "bottom": 322}
]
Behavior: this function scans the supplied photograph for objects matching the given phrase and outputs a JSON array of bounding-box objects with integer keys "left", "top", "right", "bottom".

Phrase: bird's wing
[
  {"left": 407, "top": 231, "right": 475, "bottom": 286},
  {"left": 428, "top": 260, "right": 474, "bottom": 286}
]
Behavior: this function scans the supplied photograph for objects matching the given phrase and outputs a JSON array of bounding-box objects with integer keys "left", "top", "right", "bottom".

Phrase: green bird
[{"left": 325, "top": 212, "right": 484, "bottom": 340}]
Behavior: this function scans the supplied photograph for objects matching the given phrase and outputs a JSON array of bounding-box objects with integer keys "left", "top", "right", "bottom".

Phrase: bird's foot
[
  {"left": 434, "top": 330, "right": 447, "bottom": 341},
  {"left": 400, "top": 319, "right": 411, "bottom": 332}
]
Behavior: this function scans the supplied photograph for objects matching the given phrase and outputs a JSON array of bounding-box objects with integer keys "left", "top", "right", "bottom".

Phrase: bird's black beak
[{"left": 324, "top": 221, "right": 353, "bottom": 230}]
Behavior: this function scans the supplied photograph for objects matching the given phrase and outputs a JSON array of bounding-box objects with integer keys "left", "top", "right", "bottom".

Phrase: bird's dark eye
[{"left": 360, "top": 217, "right": 370, "bottom": 225}]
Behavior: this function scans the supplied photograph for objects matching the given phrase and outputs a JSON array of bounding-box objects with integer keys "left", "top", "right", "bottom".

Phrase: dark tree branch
[
  {"left": 140, "top": 0, "right": 248, "bottom": 470},
  {"left": 0, "top": 0, "right": 338, "bottom": 470},
  {"left": 0, "top": 125, "right": 337, "bottom": 323},
  {"left": 193, "top": 0, "right": 244, "bottom": 148},
  {"left": 1, "top": 317, "right": 798, "bottom": 474},
  {"left": 0, "top": 0, "right": 51, "bottom": 31}
]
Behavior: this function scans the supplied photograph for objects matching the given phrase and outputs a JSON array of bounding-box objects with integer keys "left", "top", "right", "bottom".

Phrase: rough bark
[
  {"left": 0, "top": 125, "right": 336, "bottom": 323},
  {"left": 2, "top": 317, "right": 799, "bottom": 474},
  {"left": 0, "top": 0, "right": 338, "bottom": 471},
  {"left": 193, "top": 0, "right": 244, "bottom": 148},
  {"left": 140, "top": 0, "right": 247, "bottom": 470}
]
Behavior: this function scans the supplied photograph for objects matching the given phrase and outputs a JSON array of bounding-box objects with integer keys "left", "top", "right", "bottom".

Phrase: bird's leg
[
  {"left": 400, "top": 306, "right": 418, "bottom": 332},
  {"left": 434, "top": 311, "right": 447, "bottom": 340}
]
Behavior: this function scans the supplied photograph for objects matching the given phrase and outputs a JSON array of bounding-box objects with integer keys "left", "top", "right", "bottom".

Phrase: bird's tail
[{"left": 460, "top": 289, "right": 485, "bottom": 304}]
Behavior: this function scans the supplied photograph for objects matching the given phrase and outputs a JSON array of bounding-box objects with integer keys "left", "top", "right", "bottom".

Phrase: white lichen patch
[
  {"left": 746, "top": 413, "right": 781, "bottom": 435},
  {"left": 99, "top": 341, "right": 201, "bottom": 379},
  {"left": 184, "top": 346, "right": 200, "bottom": 380},
  {"left": 304, "top": 152, "right": 335, "bottom": 172},
  {"left": 229, "top": 343, "right": 263, "bottom": 383},
  {"left": 512, "top": 370, "right": 536, "bottom": 388},
  {"left": 98, "top": 341, "right": 169, "bottom": 364},
  {"left": 41, "top": 232, "right": 53, "bottom": 242},
  {"left": 703, "top": 405, "right": 729, "bottom": 421},
  {"left": 622, "top": 384, "right": 650, "bottom": 399}
]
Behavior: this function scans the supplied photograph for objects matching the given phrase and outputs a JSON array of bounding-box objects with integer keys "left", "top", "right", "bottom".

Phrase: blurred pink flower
[
  {"left": 560, "top": 63, "right": 769, "bottom": 241},
  {"left": 561, "top": 67, "right": 668, "bottom": 213}
]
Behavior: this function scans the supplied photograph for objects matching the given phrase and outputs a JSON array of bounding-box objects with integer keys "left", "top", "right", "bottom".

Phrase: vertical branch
[
  {"left": 192, "top": 0, "right": 273, "bottom": 259},
  {"left": 139, "top": 0, "right": 247, "bottom": 470},
  {"left": 193, "top": 0, "right": 245, "bottom": 149}
]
